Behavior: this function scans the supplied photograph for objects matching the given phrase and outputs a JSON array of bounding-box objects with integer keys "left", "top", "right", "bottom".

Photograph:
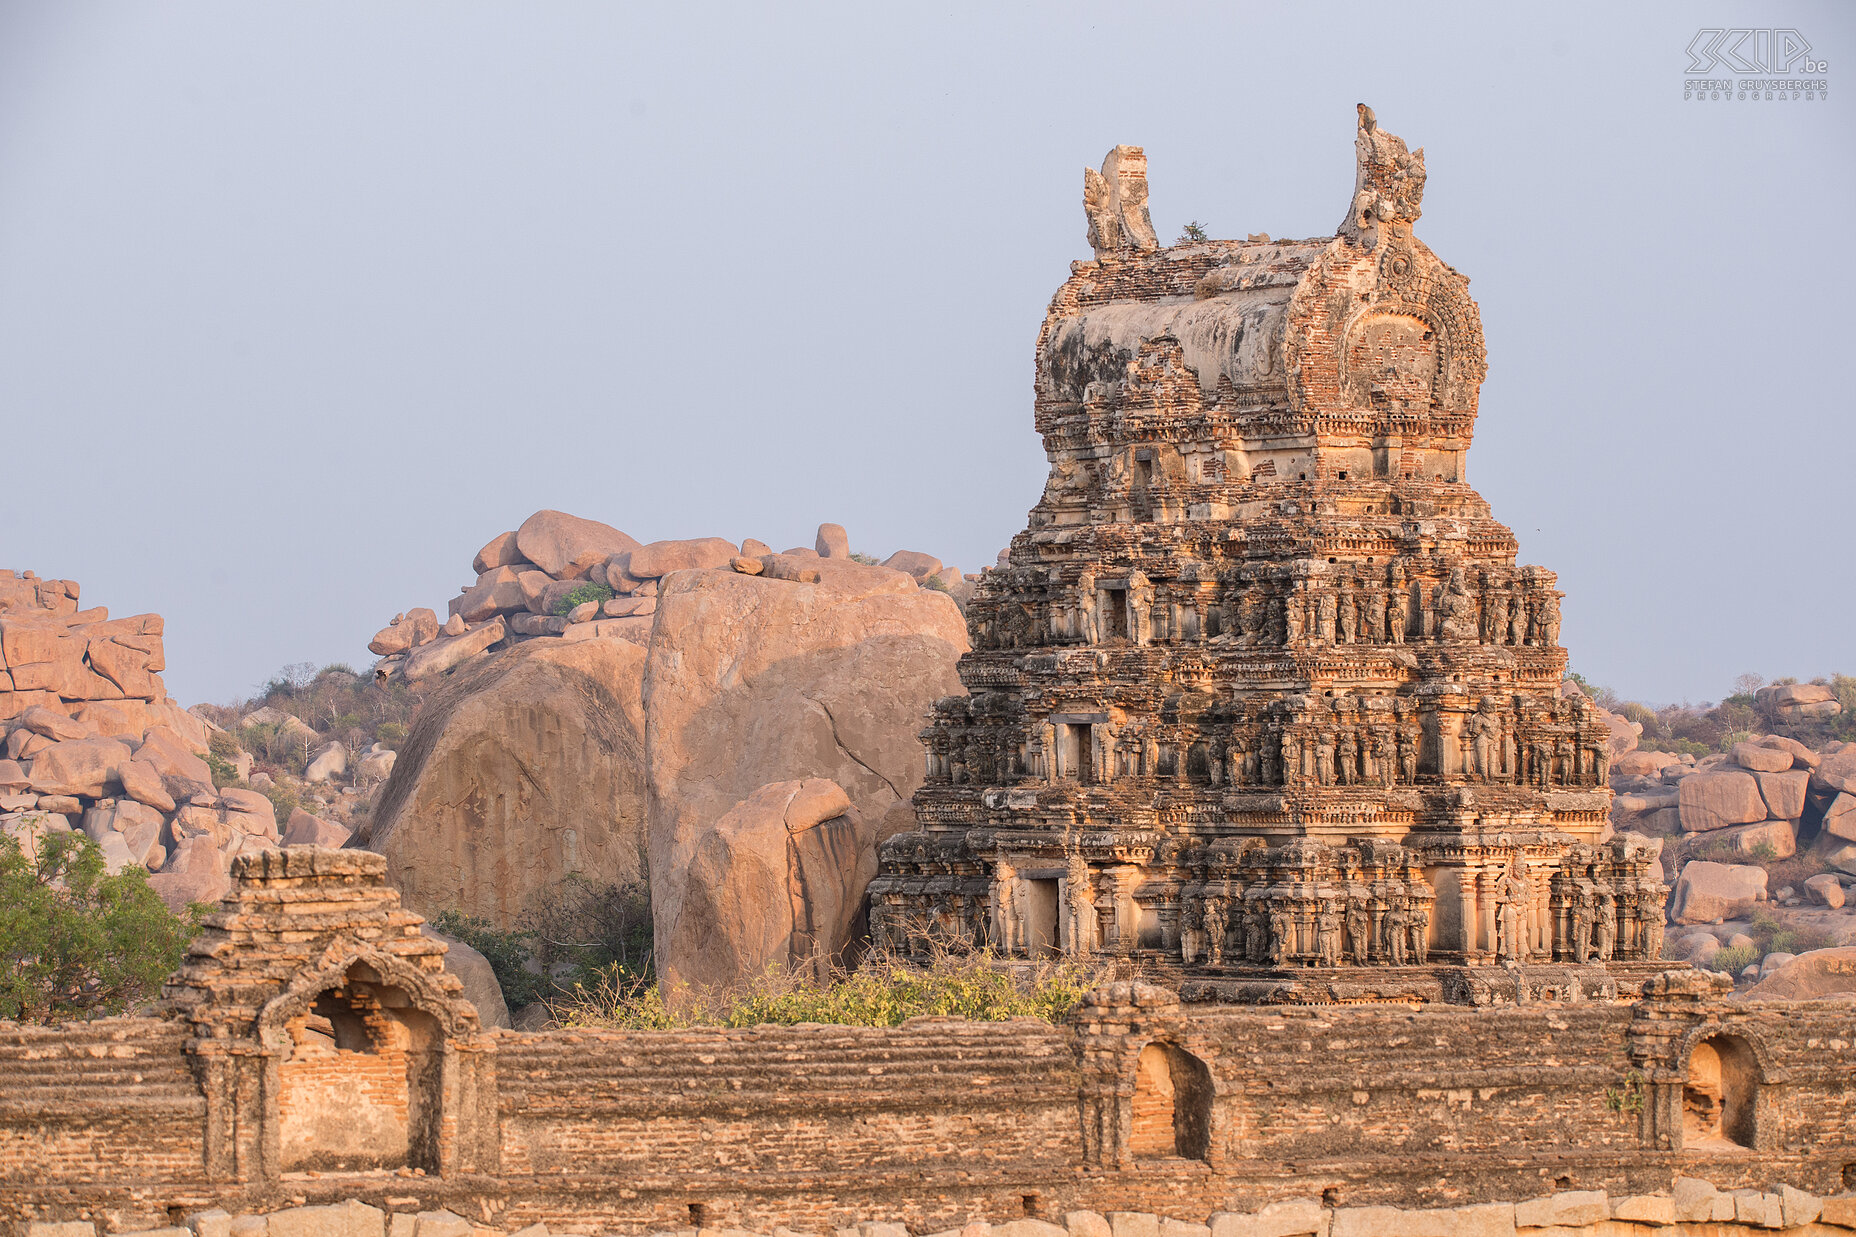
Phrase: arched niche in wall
[
  {"left": 273, "top": 962, "right": 444, "bottom": 1173},
  {"left": 1682, "top": 1033, "right": 1759, "bottom": 1152},
  {"left": 1129, "top": 1040, "right": 1213, "bottom": 1162}
]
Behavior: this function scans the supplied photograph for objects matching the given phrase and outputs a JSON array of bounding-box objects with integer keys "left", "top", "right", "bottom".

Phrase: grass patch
[{"left": 551, "top": 947, "right": 1107, "bottom": 1030}]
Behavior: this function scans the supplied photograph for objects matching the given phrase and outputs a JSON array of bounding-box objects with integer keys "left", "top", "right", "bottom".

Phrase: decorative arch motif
[{"left": 161, "top": 848, "right": 498, "bottom": 1183}]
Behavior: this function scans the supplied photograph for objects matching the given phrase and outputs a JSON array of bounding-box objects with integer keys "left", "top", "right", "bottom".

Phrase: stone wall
[
  {"left": 0, "top": 853, "right": 1852, "bottom": 1233},
  {"left": 22, "top": 1186, "right": 1856, "bottom": 1237}
]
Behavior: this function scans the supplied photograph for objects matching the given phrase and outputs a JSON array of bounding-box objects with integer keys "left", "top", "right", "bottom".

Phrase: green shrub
[
  {"left": 0, "top": 830, "right": 203, "bottom": 1022},
  {"left": 552, "top": 947, "right": 1106, "bottom": 1030},
  {"left": 261, "top": 780, "right": 300, "bottom": 828},
  {"left": 376, "top": 722, "right": 409, "bottom": 750},
  {"left": 430, "top": 911, "right": 548, "bottom": 1009},
  {"left": 204, "top": 751, "right": 239, "bottom": 789},
  {"left": 923, "top": 574, "right": 952, "bottom": 593},
  {"left": 1707, "top": 944, "right": 1759, "bottom": 976},
  {"left": 551, "top": 583, "right": 614, "bottom": 617},
  {"left": 849, "top": 552, "right": 880, "bottom": 565},
  {"left": 1178, "top": 220, "right": 1209, "bottom": 242}
]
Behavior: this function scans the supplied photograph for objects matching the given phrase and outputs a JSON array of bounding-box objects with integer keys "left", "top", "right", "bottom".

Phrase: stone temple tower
[{"left": 870, "top": 108, "right": 1666, "bottom": 1005}]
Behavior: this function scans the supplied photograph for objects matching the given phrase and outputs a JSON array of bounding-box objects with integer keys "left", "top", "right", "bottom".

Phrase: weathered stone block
[
  {"left": 1107, "top": 1215, "right": 1159, "bottom": 1237},
  {"left": 1779, "top": 1185, "right": 1822, "bottom": 1227},
  {"left": 269, "top": 1203, "right": 384, "bottom": 1237},
  {"left": 1512, "top": 1191, "right": 1606, "bottom": 1228},
  {"left": 1209, "top": 1201, "right": 1327, "bottom": 1237},
  {"left": 1330, "top": 1204, "right": 1512, "bottom": 1237},
  {"left": 189, "top": 1211, "right": 233, "bottom": 1237},
  {"left": 1158, "top": 1221, "right": 1209, "bottom": 1237},
  {"left": 996, "top": 1224, "right": 1065, "bottom": 1237},
  {"left": 1820, "top": 1193, "right": 1856, "bottom": 1227},
  {"left": 1608, "top": 1195, "right": 1673, "bottom": 1224},
  {"left": 414, "top": 1212, "right": 473, "bottom": 1237},
  {"left": 1733, "top": 1190, "right": 1783, "bottom": 1227},
  {"left": 1065, "top": 1214, "right": 1112, "bottom": 1237},
  {"left": 27, "top": 1225, "right": 96, "bottom": 1237}
]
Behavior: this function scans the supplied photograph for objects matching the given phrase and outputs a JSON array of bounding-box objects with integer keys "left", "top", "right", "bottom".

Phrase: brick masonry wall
[{"left": 0, "top": 999, "right": 1851, "bottom": 1232}]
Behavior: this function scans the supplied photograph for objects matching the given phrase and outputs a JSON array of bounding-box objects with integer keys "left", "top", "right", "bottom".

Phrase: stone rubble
[{"left": 25, "top": 1183, "right": 1856, "bottom": 1237}]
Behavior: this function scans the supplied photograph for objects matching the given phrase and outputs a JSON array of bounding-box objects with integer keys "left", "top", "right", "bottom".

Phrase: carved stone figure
[
  {"left": 1314, "top": 587, "right": 1338, "bottom": 644},
  {"left": 1407, "top": 901, "right": 1429, "bottom": 965},
  {"left": 1384, "top": 899, "right": 1410, "bottom": 966},
  {"left": 1265, "top": 901, "right": 1291, "bottom": 968},
  {"left": 1075, "top": 568, "right": 1098, "bottom": 644},
  {"left": 1571, "top": 889, "right": 1596, "bottom": 963},
  {"left": 1064, "top": 854, "right": 1095, "bottom": 957},
  {"left": 1467, "top": 703, "right": 1497, "bottom": 780},
  {"left": 1127, "top": 570, "right": 1155, "bottom": 645},
  {"left": 1202, "top": 894, "right": 1228, "bottom": 966},
  {"left": 1244, "top": 902, "right": 1267, "bottom": 963},
  {"left": 1594, "top": 892, "right": 1616, "bottom": 962},
  {"left": 1345, "top": 897, "right": 1372, "bottom": 965},
  {"left": 1316, "top": 901, "right": 1344, "bottom": 967}
]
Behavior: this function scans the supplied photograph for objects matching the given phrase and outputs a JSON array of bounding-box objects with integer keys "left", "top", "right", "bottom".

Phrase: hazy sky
[{"left": 1, "top": 2, "right": 1850, "bottom": 707}]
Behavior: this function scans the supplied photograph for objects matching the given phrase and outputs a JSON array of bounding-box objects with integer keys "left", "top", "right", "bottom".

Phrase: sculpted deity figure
[
  {"left": 1203, "top": 893, "right": 1229, "bottom": 965},
  {"left": 1280, "top": 731, "right": 1301, "bottom": 787},
  {"left": 1366, "top": 728, "right": 1395, "bottom": 783},
  {"left": 1226, "top": 734, "right": 1250, "bottom": 787},
  {"left": 1507, "top": 590, "right": 1527, "bottom": 647},
  {"left": 1316, "top": 900, "right": 1344, "bottom": 967},
  {"left": 1265, "top": 900, "right": 1292, "bottom": 967},
  {"left": 1543, "top": 592, "right": 1562, "bottom": 649},
  {"left": 1238, "top": 585, "right": 1263, "bottom": 646},
  {"left": 1283, "top": 586, "right": 1305, "bottom": 645},
  {"left": 1554, "top": 735, "right": 1574, "bottom": 786},
  {"left": 1594, "top": 892, "right": 1617, "bottom": 962},
  {"left": 1337, "top": 729, "right": 1358, "bottom": 785},
  {"left": 1315, "top": 730, "right": 1337, "bottom": 786},
  {"left": 1314, "top": 586, "right": 1338, "bottom": 644},
  {"left": 1398, "top": 723, "right": 1419, "bottom": 785},
  {"left": 1486, "top": 582, "right": 1510, "bottom": 646},
  {"left": 1064, "top": 854, "right": 1095, "bottom": 957},
  {"left": 1336, "top": 577, "right": 1357, "bottom": 644},
  {"left": 1075, "top": 568, "right": 1099, "bottom": 644},
  {"left": 1638, "top": 891, "right": 1665, "bottom": 960},
  {"left": 1466, "top": 702, "right": 1498, "bottom": 780},
  {"left": 992, "top": 863, "right": 1019, "bottom": 954},
  {"left": 1244, "top": 901, "right": 1267, "bottom": 963},
  {"left": 1261, "top": 731, "right": 1280, "bottom": 786},
  {"left": 1384, "top": 898, "right": 1411, "bottom": 966},
  {"left": 1571, "top": 888, "right": 1597, "bottom": 963},
  {"left": 1127, "top": 570, "right": 1155, "bottom": 645},
  {"left": 869, "top": 898, "right": 894, "bottom": 955},
  {"left": 1345, "top": 897, "right": 1372, "bottom": 965},
  {"left": 1407, "top": 900, "right": 1430, "bottom": 965},
  {"left": 1364, "top": 580, "right": 1387, "bottom": 643},
  {"left": 1494, "top": 856, "right": 1531, "bottom": 962}
]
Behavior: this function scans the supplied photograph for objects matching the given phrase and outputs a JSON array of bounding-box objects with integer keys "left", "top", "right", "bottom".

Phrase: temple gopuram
[{"left": 871, "top": 107, "right": 1667, "bottom": 1005}]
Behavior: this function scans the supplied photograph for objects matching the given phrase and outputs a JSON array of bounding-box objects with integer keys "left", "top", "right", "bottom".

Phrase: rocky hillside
[
  {"left": 355, "top": 509, "right": 974, "bottom": 1000},
  {"left": 0, "top": 571, "right": 364, "bottom": 912},
  {"left": 1592, "top": 677, "right": 1856, "bottom": 990}
]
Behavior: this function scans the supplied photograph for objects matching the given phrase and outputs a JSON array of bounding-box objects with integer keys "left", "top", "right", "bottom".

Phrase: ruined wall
[
  {"left": 0, "top": 1019, "right": 206, "bottom": 1190},
  {"left": 1, "top": 854, "right": 1850, "bottom": 1233}
]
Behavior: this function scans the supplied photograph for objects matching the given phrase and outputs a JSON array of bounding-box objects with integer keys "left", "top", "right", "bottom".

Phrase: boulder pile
[
  {"left": 362, "top": 515, "right": 973, "bottom": 998},
  {"left": 1603, "top": 717, "right": 1856, "bottom": 989},
  {"left": 0, "top": 570, "right": 349, "bottom": 912},
  {"left": 368, "top": 509, "right": 978, "bottom": 686}
]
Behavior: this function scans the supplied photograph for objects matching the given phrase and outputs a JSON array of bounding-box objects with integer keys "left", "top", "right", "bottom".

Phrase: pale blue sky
[{"left": 1, "top": 2, "right": 1849, "bottom": 706}]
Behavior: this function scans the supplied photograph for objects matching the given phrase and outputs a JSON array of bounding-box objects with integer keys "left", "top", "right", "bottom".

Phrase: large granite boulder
[
  {"left": 422, "top": 925, "right": 512, "bottom": 1029},
  {"left": 368, "top": 636, "right": 649, "bottom": 926},
  {"left": 644, "top": 557, "right": 967, "bottom": 981},
  {"left": 514, "top": 509, "right": 640, "bottom": 579},
  {"left": 661, "top": 777, "right": 875, "bottom": 996},
  {"left": 1676, "top": 769, "right": 1768, "bottom": 832},
  {"left": 1743, "top": 947, "right": 1856, "bottom": 1001},
  {"left": 1671, "top": 860, "right": 1768, "bottom": 924}
]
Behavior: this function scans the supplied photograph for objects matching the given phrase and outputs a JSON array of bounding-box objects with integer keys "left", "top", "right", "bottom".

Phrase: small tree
[
  {"left": 0, "top": 829, "right": 202, "bottom": 1023},
  {"left": 1178, "top": 220, "right": 1209, "bottom": 242}
]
